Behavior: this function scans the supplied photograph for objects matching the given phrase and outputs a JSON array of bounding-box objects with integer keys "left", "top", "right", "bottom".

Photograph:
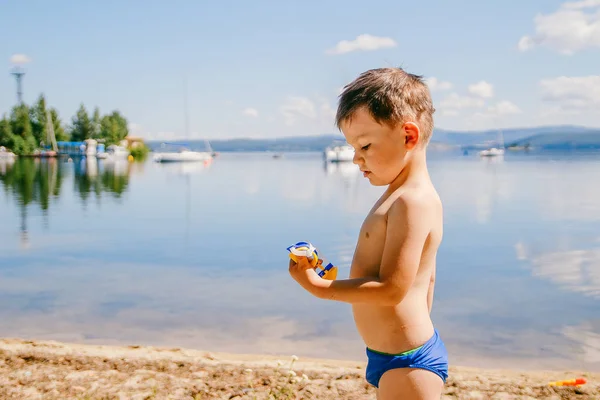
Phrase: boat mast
[
  {"left": 183, "top": 76, "right": 189, "bottom": 142},
  {"left": 46, "top": 109, "right": 58, "bottom": 152}
]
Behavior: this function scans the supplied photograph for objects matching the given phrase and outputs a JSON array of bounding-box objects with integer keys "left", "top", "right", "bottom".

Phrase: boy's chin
[{"left": 366, "top": 175, "right": 388, "bottom": 186}]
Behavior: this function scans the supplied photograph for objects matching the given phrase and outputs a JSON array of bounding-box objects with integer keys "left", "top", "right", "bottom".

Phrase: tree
[
  {"left": 0, "top": 115, "right": 13, "bottom": 148},
  {"left": 9, "top": 104, "right": 37, "bottom": 155},
  {"left": 30, "top": 94, "right": 48, "bottom": 147},
  {"left": 100, "top": 111, "right": 129, "bottom": 145},
  {"left": 69, "top": 104, "right": 92, "bottom": 142},
  {"left": 0, "top": 94, "right": 133, "bottom": 154},
  {"left": 91, "top": 107, "right": 102, "bottom": 139},
  {"left": 49, "top": 108, "right": 68, "bottom": 142}
]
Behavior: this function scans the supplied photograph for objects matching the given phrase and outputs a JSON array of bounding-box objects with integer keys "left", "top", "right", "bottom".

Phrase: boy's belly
[{"left": 352, "top": 300, "right": 434, "bottom": 354}]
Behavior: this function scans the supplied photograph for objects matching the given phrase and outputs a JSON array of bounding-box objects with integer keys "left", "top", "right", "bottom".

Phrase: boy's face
[{"left": 339, "top": 107, "right": 419, "bottom": 186}]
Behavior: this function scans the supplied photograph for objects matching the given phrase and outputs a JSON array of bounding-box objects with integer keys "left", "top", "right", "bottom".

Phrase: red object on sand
[{"left": 548, "top": 377, "right": 586, "bottom": 386}]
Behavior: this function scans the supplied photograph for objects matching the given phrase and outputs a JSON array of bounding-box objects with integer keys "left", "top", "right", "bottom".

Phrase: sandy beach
[{"left": 0, "top": 337, "right": 598, "bottom": 399}]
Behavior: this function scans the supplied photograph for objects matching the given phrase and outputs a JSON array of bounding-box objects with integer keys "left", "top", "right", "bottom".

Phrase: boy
[{"left": 289, "top": 67, "right": 448, "bottom": 399}]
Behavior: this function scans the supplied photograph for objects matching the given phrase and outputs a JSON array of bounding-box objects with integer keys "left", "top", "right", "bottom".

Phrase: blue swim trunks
[{"left": 365, "top": 329, "right": 449, "bottom": 388}]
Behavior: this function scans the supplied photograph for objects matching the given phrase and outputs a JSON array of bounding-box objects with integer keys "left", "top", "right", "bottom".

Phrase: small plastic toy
[
  {"left": 548, "top": 378, "right": 586, "bottom": 387},
  {"left": 287, "top": 241, "right": 338, "bottom": 280}
]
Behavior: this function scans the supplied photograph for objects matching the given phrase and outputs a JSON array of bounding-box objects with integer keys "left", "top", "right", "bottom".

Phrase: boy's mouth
[{"left": 362, "top": 170, "right": 371, "bottom": 177}]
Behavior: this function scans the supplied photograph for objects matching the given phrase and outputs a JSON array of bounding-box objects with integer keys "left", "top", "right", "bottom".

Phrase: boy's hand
[{"left": 289, "top": 256, "right": 325, "bottom": 297}]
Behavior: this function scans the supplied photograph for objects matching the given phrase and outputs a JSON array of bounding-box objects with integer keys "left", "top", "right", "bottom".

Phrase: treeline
[{"left": 0, "top": 94, "right": 130, "bottom": 155}]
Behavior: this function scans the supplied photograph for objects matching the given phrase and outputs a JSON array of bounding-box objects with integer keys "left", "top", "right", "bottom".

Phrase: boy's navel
[{"left": 365, "top": 232, "right": 370, "bottom": 239}]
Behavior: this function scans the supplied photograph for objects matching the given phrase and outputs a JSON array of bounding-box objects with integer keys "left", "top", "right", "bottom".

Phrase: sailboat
[
  {"left": 38, "top": 109, "right": 59, "bottom": 157},
  {"left": 479, "top": 128, "right": 505, "bottom": 157},
  {"left": 153, "top": 78, "right": 213, "bottom": 163},
  {"left": 153, "top": 143, "right": 213, "bottom": 162},
  {"left": 324, "top": 140, "right": 355, "bottom": 162}
]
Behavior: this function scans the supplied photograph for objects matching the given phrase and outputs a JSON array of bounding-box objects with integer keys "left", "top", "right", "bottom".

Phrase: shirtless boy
[{"left": 289, "top": 67, "right": 448, "bottom": 399}]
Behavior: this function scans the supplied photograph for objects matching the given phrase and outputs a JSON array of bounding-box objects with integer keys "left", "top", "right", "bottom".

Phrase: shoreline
[{"left": 1, "top": 337, "right": 599, "bottom": 399}]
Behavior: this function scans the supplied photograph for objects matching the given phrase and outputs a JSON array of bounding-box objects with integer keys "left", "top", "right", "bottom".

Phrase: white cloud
[
  {"left": 540, "top": 75, "right": 600, "bottom": 111},
  {"left": 487, "top": 101, "right": 521, "bottom": 116},
  {"left": 127, "top": 123, "right": 144, "bottom": 136},
  {"left": 527, "top": 247, "right": 600, "bottom": 299},
  {"left": 562, "top": 0, "right": 600, "bottom": 10},
  {"left": 279, "top": 96, "right": 317, "bottom": 126},
  {"left": 439, "top": 93, "right": 485, "bottom": 114},
  {"left": 425, "top": 77, "right": 453, "bottom": 91},
  {"left": 441, "top": 110, "right": 459, "bottom": 117},
  {"left": 465, "top": 101, "right": 522, "bottom": 128},
  {"left": 326, "top": 34, "right": 397, "bottom": 55},
  {"left": 149, "top": 131, "right": 180, "bottom": 141},
  {"left": 518, "top": 1, "right": 600, "bottom": 54},
  {"left": 320, "top": 101, "right": 336, "bottom": 120},
  {"left": 9, "top": 54, "right": 31, "bottom": 65},
  {"left": 242, "top": 107, "right": 258, "bottom": 118},
  {"left": 468, "top": 81, "right": 494, "bottom": 98}
]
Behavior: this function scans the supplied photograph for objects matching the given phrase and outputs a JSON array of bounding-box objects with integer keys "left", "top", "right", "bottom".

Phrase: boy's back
[{"left": 289, "top": 67, "right": 448, "bottom": 399}]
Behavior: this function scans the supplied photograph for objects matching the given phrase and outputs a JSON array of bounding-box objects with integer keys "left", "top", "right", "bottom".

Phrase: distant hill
[
  {"left": 435, "top": 125, "right": 599, "bottom": 149},
  {"left": 506, "top": 130, "right": 600, "bottom": 150},
  {"left": 146, "top": 125, "right": 600, "bottom": 152}
]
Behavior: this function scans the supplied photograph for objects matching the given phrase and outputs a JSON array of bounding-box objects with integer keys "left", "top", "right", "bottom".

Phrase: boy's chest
[{"left": 350, "top": 211, "right": 388, "bottom": 277}]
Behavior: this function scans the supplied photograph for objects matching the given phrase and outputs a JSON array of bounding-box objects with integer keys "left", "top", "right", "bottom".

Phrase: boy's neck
[{"left": 387, "top": 150, "right": 430, "bottom": 192}]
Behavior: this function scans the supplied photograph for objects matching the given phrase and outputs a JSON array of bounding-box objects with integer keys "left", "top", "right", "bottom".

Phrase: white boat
[
  {"left": 0, "top": 146, "right": 16, "bottom": 159},
  {"left": 85, "top": 138, "right": 98, "bottom": 157},
  {"left": 479, "top": 129, "right": 505, "bottom": 158},
  {"left": 99, "top": 144, "right": 130, "bottom": 160},
  {"left": 479, "top": 147, "right": 505, "bottom": 157},
  {"left": 324, "top": 142, "right": 354, "bottom": 162},
  {"left": 153, "top": 77, "right": 214, "bottom": 164},
  {"left": 153, "top": 148, "right": 212, "bottom": 163}
]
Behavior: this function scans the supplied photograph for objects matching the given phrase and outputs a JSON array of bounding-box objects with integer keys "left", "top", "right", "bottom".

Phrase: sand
[{"left": 0, "top": 337, "right": 598, "bottom": 399}]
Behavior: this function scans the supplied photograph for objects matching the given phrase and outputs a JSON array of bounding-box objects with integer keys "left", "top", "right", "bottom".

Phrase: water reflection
[
  {"left": 0, "top": 157, "right": 134, "bottom": 247},
  {"left": 517, "top": 239, "right": 600, "bottom": 299},
  {"left": 563, "top": 322, "right": 600, "bottom": 365},
  {"left": 0, "top": 158, "right": 64, "bottom": 248},
  {"left": 0, "top": 157, "right": 64, "bottom": 212},
  {"left": 0, "top": 152, "right": 599, "bottom": 371},
  {"left": 73, "top": 157, "right": 131, "bottom": 202}
]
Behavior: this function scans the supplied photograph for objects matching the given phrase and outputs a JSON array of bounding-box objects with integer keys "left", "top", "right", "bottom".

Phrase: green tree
[
  {"left": 9, "top": 104, "right": 37, "bottom": 155},
  {"left": 91, "top": 107, "right": 102, "bottom": 139},
  {"left": 49, "top": 108, "right": 69, "bottom": 142},
  {"left": 100, "top": 111, "right": 129, "bottom": 145},
  {"left": 30, "top": 94, "right": 48, "bottom": 147},
  {"left": 0, "top": 115, "right": 13, "bottom": 148},
  {"left": 69, "top": 104, "right": 92, "bottom": 142}
]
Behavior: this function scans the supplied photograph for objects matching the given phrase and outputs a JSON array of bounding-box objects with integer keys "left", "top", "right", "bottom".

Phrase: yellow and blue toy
[{"left": 287, "top": 241, "right": 338, "bottom": 280}]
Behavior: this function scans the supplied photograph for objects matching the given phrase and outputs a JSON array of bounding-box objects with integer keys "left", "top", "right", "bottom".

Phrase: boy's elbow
[{"left": 381, "top": 283, "right": 408, "bottom": 306}]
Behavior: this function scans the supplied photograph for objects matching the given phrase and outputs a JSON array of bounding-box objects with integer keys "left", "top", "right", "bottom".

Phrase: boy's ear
[{"left": 403, "top": 122, "right": 420, "bottom": 150}]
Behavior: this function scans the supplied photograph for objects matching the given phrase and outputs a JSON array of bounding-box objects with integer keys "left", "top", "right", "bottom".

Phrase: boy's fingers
[{"left": 296, "top": 256, "right": 308, "bottom": 267}]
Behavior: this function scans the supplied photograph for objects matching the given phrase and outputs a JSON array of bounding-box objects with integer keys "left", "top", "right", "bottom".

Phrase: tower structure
[{"left": 11, "top": 66, "right": 25, "bottom": 104}]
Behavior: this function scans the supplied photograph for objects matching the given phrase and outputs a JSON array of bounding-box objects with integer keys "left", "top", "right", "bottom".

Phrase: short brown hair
[{"left": 336, "top": 67, "right": 436, "bottom": 145}]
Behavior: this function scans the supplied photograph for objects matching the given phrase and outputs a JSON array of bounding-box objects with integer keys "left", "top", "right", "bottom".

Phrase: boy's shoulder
[{"left": 384, "top": 184, "right": 441, "bottom": 226}]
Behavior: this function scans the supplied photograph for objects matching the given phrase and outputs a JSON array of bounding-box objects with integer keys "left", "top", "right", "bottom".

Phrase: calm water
[{"left": 1, "top": 151, "right": 599, "bottom": 371}]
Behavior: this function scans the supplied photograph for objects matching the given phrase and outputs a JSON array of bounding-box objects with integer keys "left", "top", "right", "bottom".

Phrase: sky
[{"left": 1, "top": 0, "right": 599, "bottom": 140}]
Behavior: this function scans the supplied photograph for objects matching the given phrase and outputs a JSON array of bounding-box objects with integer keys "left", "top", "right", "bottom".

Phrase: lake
[{"left": 0, "top": 151, "right": 599, "bottom": 372}]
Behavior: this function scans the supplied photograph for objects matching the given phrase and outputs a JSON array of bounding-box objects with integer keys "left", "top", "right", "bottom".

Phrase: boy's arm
[{"left": 312, "top": 195, "right": 430, "bottom": 306}]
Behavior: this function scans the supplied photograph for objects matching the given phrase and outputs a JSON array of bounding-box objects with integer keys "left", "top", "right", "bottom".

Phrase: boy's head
[{"left": 336, "top": 67, "right": 435, "bottom": 185}]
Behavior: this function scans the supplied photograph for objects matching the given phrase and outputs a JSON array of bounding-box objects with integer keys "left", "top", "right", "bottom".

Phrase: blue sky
[{"left": 1, "top": 0, "right": 599, "bottom": 140}]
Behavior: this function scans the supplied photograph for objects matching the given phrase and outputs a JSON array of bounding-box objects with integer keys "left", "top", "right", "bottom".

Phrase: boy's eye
[{"left": 361, "top": 144, "right": 371, "bottom": 151}]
